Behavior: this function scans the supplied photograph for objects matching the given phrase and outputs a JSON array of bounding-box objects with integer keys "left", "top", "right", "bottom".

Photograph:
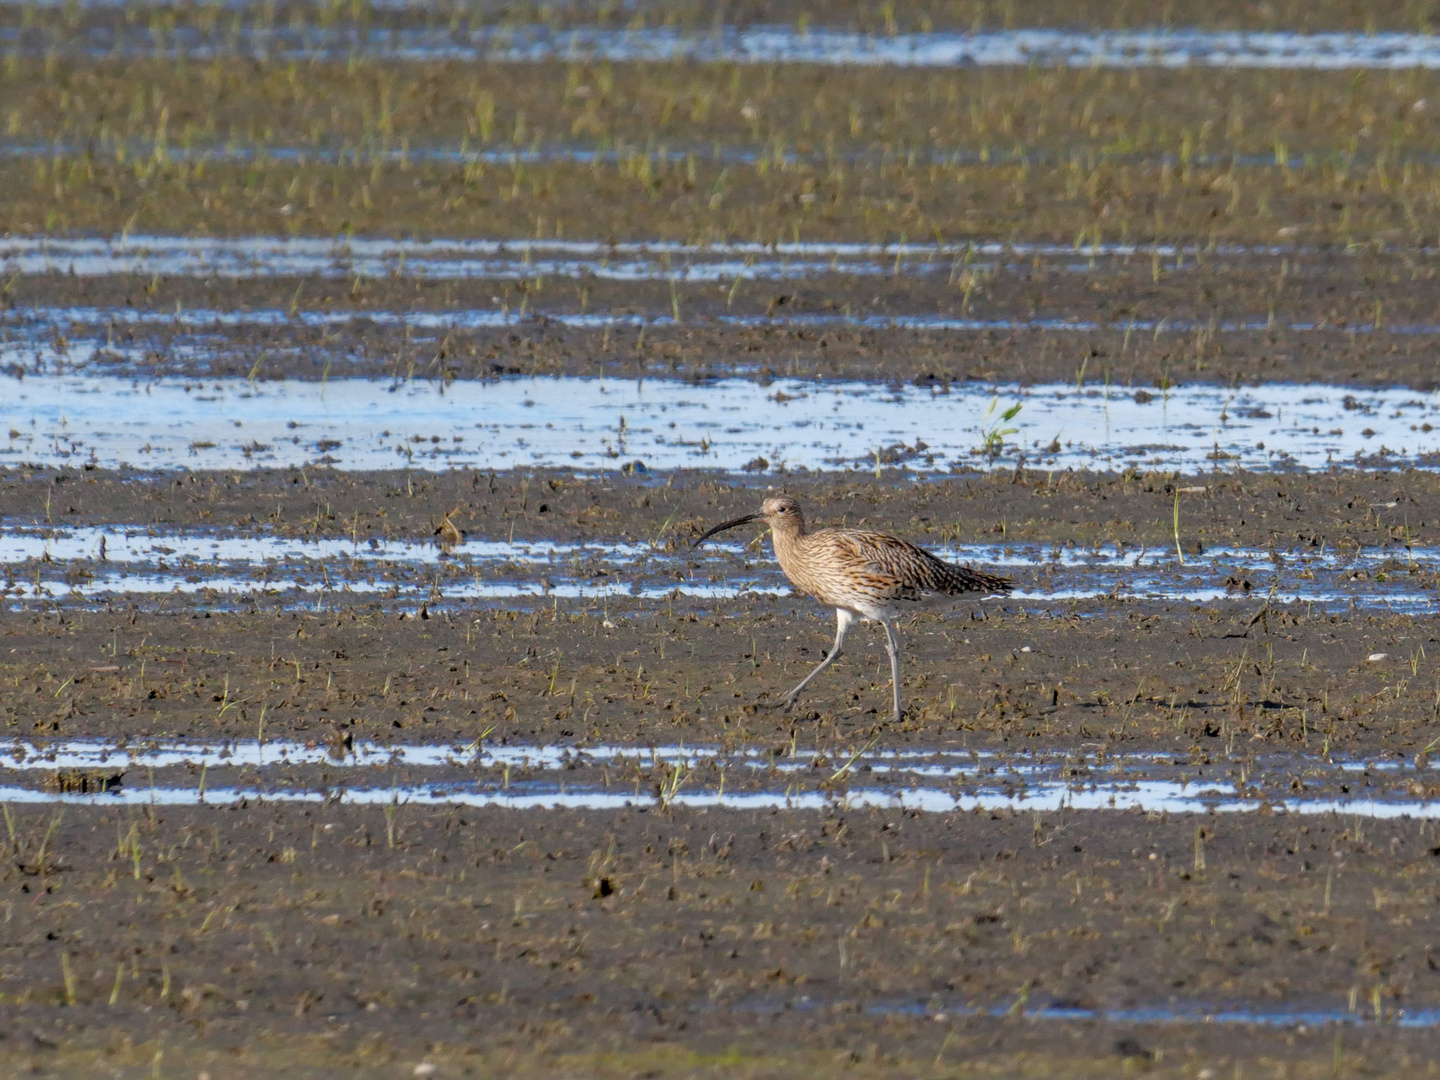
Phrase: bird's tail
[{"left": 947, "top": 565, "right": 1014, "bottom": 595}]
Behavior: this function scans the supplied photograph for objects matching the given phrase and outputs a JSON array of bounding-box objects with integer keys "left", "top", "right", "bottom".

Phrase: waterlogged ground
[
  {"left": 5, "top": 1, "right": 1440, "bottom": 1076},
  {"left": 6, "top": 373, "right": 1440, "bottom": 474},
  {"left": 3, "top": 235, "right": 1440, "bottom": 392},
  {"left": 2, "top": 467, "right": 1440, "bottom": 1075},
  {"left": 7, "top": 801, "right": 1440, "bottom": 1079}
]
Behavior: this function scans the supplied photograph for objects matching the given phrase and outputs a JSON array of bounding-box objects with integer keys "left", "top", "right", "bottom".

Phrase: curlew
[
  {"left": 434, "top": 506, "right": 464, "bottom": 553},
  {"left": 693, "top": 496, "right": 1012, "bottom": 722}
]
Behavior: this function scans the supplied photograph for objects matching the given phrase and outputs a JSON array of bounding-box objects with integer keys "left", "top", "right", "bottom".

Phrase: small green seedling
[{"left": 978, "top": 397, "right": 1023, "bottom": 458}]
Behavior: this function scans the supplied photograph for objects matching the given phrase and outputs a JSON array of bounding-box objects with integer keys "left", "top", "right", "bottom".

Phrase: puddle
[
  {"left": 0, "top": 526, "right": 650, "bottom": 565},
  {"left": 7, "top": 139, "right": 1440, "bottom": 174},
  {"left": 3, "top": 374, "right": 1437, "bottom": 475},
  {"left": 10, "top": 25, "right": 1440, "bottom": 70},
  {"left": 1, "top": 572, "right": 760, "bottom": 606},
  {"left": 3, "top": 573, "right": 1428, "bottom": 612},
  {"left": 0, "top": 737, "right": 1426, "bottom": 780},
  {"left": 2, "top": 739, "right": 1438, "bottom": 819},
  {"left": 1, "top": 251, "right": 962, "bottom": 285},
  {"left": 1, "top": 525, "right": 1431, "bottom": 612},
  {"left": 4, "top": 782, "right": 1432, "bottom": 818},
  {"left": 18, "top": 305, "right": 1440, "bottom": 337},
  {"left": 749, "top": 993, "right": 1440, "bottom": 1029},
  {"left": 0, "top": 235, "right": 1410, "bottom": 281},
  {"left": 12, "top": 307, "right": 1440, "bottom": 383},
  {"left": 2, "top": 525, "right": 1424, "bottom": 574},
  {"left": 11, "top": 300, "right": 1440, "bottom": 396}
]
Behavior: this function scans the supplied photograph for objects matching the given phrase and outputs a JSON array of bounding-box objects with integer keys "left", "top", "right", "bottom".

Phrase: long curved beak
[{"left": 691, "top": 513, "right": 761, "bottom": 548}]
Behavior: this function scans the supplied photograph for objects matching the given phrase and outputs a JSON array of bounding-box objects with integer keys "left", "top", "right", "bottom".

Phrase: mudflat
[
  {"left": 4, "top": 1, "right": 1440, "bottom": 1074},
  {"left": 1, "top": 801, "right": 1437, "bottom": 1078},
  {"left": 3, "top": 463, "right": 1439, "bottom": 1076}
]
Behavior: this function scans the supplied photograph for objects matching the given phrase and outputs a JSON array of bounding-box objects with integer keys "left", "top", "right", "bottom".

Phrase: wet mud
[
  {"left": 2, "top": 466, "right": 1438, "bottom": 756},
  {"left": 7, "top": 149, "right": 1440, "bottom": 257},
  {"left": 2, "top": 463, "right": 1438, "bottom": 1075},
  {"left": 5, "top": 2, "right": 1440, "bottom": 1073},
  {"left": 3, "top": 463, "right": 1431, "bottom": 554},
  {"left": 8, "top": 238, "right": 1440, "bottom": 387},
  {"left": 1, "top": 801, "right": 1439, "bottom": 1077},
  {"left": 6, "top": 590, "right": 1438, "bottom": 756},
  {"left": 8, "top": 37, "right": 1440, "bottom": 250},
  {"left": 0, "top": 0, "right": 1421, "bottom": 36},
  {"left": 5, "top": 735, "right": 1440, "bottom": 819}
]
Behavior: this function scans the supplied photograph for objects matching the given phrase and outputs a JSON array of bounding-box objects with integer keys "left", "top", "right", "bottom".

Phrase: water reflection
[
  {"left": 1, "top": 524, "right": 1430, "bottom": 612},
  {"left": 4, "top": 374, "right": 1437, "bottom": 474},
  {"left": 0, "top": 235, "right": 1427, "bottom": 280},
  {"left": 5, "top": 738, "right": 1437, "bottom": 819},
  {"left": 10, "top": 25, "right": 1440, "bottom": 70}
]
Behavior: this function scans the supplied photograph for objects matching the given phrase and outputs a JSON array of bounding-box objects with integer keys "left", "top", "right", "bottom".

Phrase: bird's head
[{"left": 692, "top": 496, "right": 805, "bottom": 547}]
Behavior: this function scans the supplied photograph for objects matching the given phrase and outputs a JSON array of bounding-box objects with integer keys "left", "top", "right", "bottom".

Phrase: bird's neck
[{"left": 769, "top": 518, "right": 806, "bottom": 561}]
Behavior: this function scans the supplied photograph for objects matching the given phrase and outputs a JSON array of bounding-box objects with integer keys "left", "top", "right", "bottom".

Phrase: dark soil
[
  {"left": 1, "top": 801, "right": 1438, "bottom": 1077},
  {"left": 3, "top": 455, "right": 1439, "bottom": 1080},
  {"left": 11, "top": 56, "right": 1440, "bottom": 162},
  {"left": 2, "top": 465, "right": 1438, "bottom": 1074},
  {"left": 3, "top": 466, "right": 1437, "bottom": 753},
  {"left": 3, "top": 462, "right": 1431, "bottom": 558},
  {"left": 7, "top": 150, "right": 1439, "bottom": 252},
  {"left": 4, "top": 3, "right": 1440, "bottom": 1072},
  {"left": 0, "top": 0, "right": 1422, "bottom": 39},
  {"left": 11, "top": 255, "right": 1440, "bottom": 388},
  {"left": 6, "top": 41, "right": 1440, "bottom": 249}
]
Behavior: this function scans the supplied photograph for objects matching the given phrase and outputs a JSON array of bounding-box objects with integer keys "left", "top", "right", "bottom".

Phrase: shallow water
[
  {"left": 0, "top": 524, "right": 1419, "bottom": 572},
  {"left": 3, "top": 738, "right": 1437, "bottom": 818},
  {"left": 0, "top": 234, "right": 1407, "bottom": 281},
  {"left": 6, "top": 571, "right": 1427, "bottom": 612},
  {"left": 5, "top": 139, "right": 1436, "bottom": 174},
  {"left": 2, "top": 571, "right": 756, "bottom": 605},
  {"left": 3, "top": 373, "right": 1436, "bottom": 475},
  {"left": 26, "top": 782, "right": 1434, "bottom": 818},
  {"left": 3, "top": 250, "right": 951, "bottom": 284},
  {"left": 766, "top": 994, "right": 1440, "bottom": 1029},
  {"left": 0, "top": 526, "right": 650, "bottom": 565},
  {"left": 13, "top": 307, "right": 1437, "bottom": 364},
  {"left": 1, "top": 524, "right": 1430, "bottom": 612},
  {"left": 10, "top": 25, "right": 1440, "bottom": 70},
  {"left": 14, "top": 782, "right": 1436, "bottom": 817}
]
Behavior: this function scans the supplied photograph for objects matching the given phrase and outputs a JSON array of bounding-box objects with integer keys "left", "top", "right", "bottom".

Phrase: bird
[
  {"left": 434, "top": 506, "right": 464, "bottom": 553},
  {"left": 692, "top": 496, "right": 1012, "bottom": 723}
]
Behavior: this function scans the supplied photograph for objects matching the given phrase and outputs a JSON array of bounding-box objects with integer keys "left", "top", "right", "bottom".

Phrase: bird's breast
[{"left": 775, "top": 546, "right": 875, "bottom": 607}]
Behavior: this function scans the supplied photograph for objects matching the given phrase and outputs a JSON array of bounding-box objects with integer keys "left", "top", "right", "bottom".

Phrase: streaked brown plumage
[{"left": 693, "top": 496, "right": 1012, "bottom": 721}]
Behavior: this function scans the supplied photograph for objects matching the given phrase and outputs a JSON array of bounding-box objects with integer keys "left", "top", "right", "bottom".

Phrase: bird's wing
[
  {"left": 828, "top": 530, "right": 1012, "bottom": 600},
  {"left": 824, "top": 531, "right": 946, "bottom": 601}
]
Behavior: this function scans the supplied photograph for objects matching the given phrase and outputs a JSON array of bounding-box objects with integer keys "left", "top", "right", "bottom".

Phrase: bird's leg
[
  {"left": 881, "top": 620, "right": 903, "bottom": 723},
  {"left": 773, "top": 608, "right": 855, "bottom": 712}
]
